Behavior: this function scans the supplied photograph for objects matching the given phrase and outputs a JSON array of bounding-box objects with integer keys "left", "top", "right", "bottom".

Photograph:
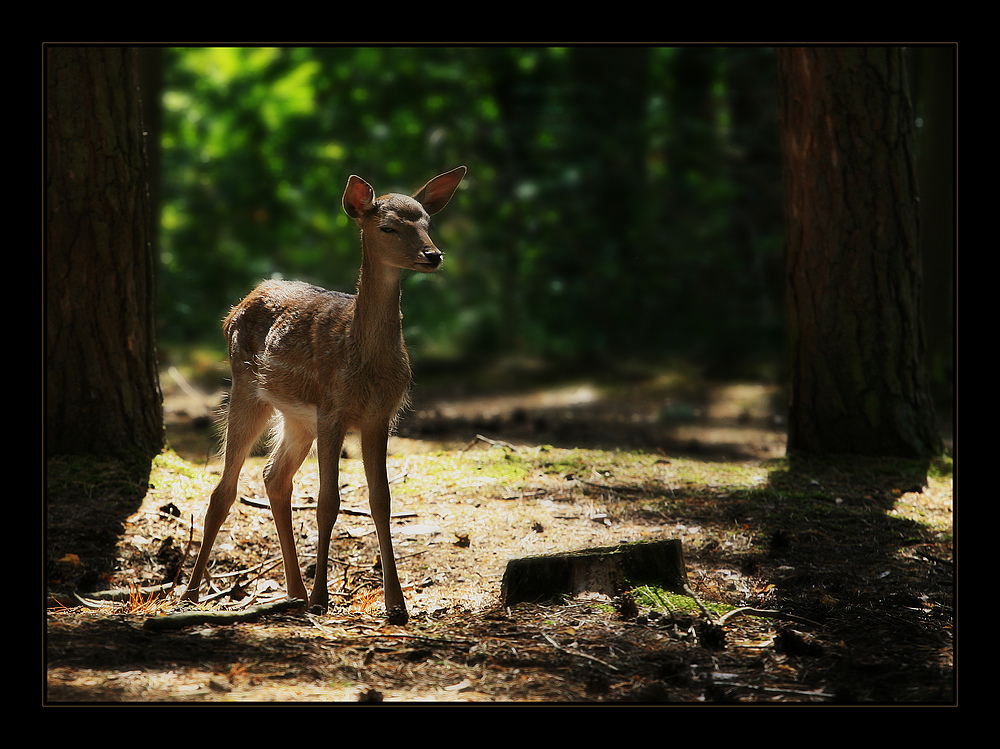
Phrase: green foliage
[
  {"left": 157, "top": 46, "right": 785, "bottom": 371},
  {"left": 631, "top": 584, "right": 733, "bottom": 618}
]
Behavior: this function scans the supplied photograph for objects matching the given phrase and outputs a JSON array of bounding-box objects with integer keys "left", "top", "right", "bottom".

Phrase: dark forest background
[
  {"left": 159, "top": 46, "right": 783, "bottom": 374},
  {"left": 150, "top": 46, "right": 951, "bottom": 390}
]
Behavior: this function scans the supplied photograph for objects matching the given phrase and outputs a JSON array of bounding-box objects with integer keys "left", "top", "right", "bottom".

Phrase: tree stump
[{"left": 500, "top": 539, "right": 687, "bottom": 606}]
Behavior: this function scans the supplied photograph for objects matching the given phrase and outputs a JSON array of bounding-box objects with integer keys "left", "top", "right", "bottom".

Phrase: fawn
[{"left": 182, "top": 166, "right": 467, "bottom": 625}]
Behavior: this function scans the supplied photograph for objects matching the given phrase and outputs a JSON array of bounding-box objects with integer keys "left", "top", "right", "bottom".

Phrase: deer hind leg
[
  {"left": 184, "top": 389, "right": 273, "bottom": 601},
  {"left": 262, "top": 413, "right": 315, "bottom": 603}
]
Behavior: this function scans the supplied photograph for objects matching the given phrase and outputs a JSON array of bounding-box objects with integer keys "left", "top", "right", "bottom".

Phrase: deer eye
[{"left": 379, "top": 226, "right": 396, "bottom": 234}]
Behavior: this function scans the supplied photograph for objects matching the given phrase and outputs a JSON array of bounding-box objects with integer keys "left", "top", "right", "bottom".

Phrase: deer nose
[{"left": 421, "top": 249, "right": 443, "bottom": 267}]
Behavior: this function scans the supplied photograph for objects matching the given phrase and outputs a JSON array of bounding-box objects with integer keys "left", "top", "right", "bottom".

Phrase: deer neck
[{"left": 351, "top": 241, "right": 405, "bottom": 359}]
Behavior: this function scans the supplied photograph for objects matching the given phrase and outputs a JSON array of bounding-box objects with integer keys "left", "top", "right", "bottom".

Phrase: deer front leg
[
  {"left": 309, "top": 417, "right": 347, "bottom": 612},
  {"left": 361, "top": 421, "right": 408, "bottom": 625}
]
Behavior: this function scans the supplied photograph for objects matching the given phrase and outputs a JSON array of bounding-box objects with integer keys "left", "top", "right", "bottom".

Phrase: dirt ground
[{"left": 45, "top": 367, "right": 954, "bottom": 703}]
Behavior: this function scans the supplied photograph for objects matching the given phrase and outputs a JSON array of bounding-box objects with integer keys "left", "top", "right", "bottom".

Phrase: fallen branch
[
  {"left": 143, "top": 598, "right": 305, "bottom": 631},
  {"left": 717, "top": 607, "right": 823, "bottom": 628},
  {"left": 238, "top": 494, "right": 415, "bottom": 518}
]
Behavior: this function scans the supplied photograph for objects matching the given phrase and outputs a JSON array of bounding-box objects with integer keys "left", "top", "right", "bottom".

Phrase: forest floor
[{"left": 46, "top": 361, "right": 954, "bottom": 704}]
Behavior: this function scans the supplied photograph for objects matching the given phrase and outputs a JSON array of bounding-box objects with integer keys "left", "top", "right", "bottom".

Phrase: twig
[
  {"left": 683, "top": 584, "right": 719, "bottom": 623},
  {"left": 343, "top": 630, "right": 479, "bottom": 648},
  {"left": 499, "top": 489, "right": 547, "bottom": 501},
  {"left": 576, "top": 477, "right": 646, "bottom": 495},
  {"left": 239, "top": 495, "right": 315, "bottom": 511},
  {"left": 341, "top": 507, "right": 417, "bottom": 519},
  {"left": 242, "top": 557, "right": 287, "bottom": 589},
  {"left": 167, "top": 365, "right": 208, "bottom": 405},
  {"left": 194, "top": 557, "right": 287, "bottom": 603},
  {"left": 722, "top": 683, "right": 833, "bottom": 700},
  {"left": 646, "top": 585, "right": 677, "bottom": 616},
  {"left": 717, "top": 607, "right": 823, "bottom": 628},
  {"left": 237, "top": 494, "right": 415, "bottom": 518},
  {"left": 172, "top": 516, "right": 195, "bottom": 589},
  {"left": 542, "top": 631, "right": 619, "bottom": 672},
  {"left": 461, "top": 434, "right": 518, "bottom": 453},
  {"left": 200, "top": 555, "right": 284, "bottom": 581}
]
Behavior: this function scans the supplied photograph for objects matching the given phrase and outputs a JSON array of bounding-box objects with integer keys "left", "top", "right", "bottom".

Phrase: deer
[{"left": 182, "top": 166, "right": 467, "bottom": 625}]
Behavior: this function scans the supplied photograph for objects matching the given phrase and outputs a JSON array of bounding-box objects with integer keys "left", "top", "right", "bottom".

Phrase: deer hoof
[{"left": 386, "top": 606, "right": 408, "bottom": 625}]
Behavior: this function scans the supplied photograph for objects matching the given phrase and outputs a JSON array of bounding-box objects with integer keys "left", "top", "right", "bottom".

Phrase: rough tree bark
[
  {"left": 46, "top": 46, "right": 163, "bottom": 461},
  {"left": 776, "top": 47, "right": 941, "bottom": 458}
]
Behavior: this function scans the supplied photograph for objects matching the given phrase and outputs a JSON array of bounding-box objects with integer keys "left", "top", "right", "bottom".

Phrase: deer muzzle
[{"left": 416, "top": 248, "right": 443, "bottom": 271}]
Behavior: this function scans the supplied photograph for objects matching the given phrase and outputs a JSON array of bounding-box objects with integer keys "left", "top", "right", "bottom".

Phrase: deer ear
[
  {"left": 412, "top": 166, "right": 467, "bottom": 215},
  {"left": 343, "top": 175, "right": 376, "bottom": 219}
]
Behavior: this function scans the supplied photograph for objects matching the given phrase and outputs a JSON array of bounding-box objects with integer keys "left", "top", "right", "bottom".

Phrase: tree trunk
[
  {"left": 776, "top": 47, "right": 941, "bottom": 458},
  {"left": 913, "top": 46, "right": 955, "bottom": 397},
  {"left": 46, "top": 46, "right": 163, "bottom": 461}
]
